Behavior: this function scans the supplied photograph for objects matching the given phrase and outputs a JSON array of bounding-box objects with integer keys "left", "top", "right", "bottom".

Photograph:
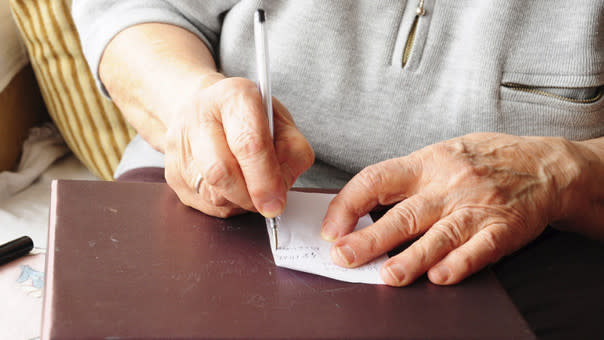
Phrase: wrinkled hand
[
  {"left": 165, "top": 76, "right": 314, "bottom": 218},
  {"left": 321, "top": 133, "right": 584, "bottom": 286}
]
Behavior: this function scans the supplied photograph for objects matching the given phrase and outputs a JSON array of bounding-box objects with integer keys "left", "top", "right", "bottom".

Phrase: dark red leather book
[{"left": 42, "top": 180, "right": 536, "bottom": 340}]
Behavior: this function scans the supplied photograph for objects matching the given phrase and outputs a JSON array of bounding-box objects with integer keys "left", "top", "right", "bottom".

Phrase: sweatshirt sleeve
[{"left": 71, "top": 0, "right": 237, "bottom": 96}]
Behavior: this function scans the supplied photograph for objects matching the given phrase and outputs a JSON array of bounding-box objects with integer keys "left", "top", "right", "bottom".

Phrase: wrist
[
  {"left": 549, "top": 137, "right": 604, "bottom": 233},
  {"left": 577, "top": 137, "right": 604, "bottom": 165}
]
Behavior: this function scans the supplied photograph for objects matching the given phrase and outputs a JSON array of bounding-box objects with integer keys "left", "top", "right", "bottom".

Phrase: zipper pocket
[
  {"left": 402, "top": 0, "right": 426, "bottom": 68},
  {"left": 502, "top": 83, "right": 603, "bottom": 104}
]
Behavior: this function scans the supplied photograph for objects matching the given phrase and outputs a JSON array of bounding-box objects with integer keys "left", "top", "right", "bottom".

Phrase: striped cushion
[{"left": 9, "top": 0, "right": 136, "bottom": 180}]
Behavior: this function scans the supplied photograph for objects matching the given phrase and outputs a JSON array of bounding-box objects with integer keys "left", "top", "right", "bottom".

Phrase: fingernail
[
  {"left": 386, "top": 263, "right": 406, "bottom": 284},
  {"left": 335, "top": 244, "right": 356, "bottom": 266},
  {"left": 321, "top": 221, "right": 338, "bottom": 241},
  {"left": 430, "top": 265, "right": 451, "bottom": 284},
  {"left": 260, "top": 198, "right": 284, "bottom": 218}
]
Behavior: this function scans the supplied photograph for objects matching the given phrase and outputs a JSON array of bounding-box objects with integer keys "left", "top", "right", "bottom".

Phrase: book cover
[{"left": 42, "top": 180, "right": 535, "bottom": 340}]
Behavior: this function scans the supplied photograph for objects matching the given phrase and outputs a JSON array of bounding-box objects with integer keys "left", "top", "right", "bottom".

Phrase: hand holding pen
[
  {"left": 159, "top": 11, "right": 314, "bottom": 220},
  {"left": 254, "top": 9, "right": 280, "bottom": 247}
]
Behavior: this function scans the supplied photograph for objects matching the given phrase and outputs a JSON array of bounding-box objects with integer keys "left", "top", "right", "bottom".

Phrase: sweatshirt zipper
[
  {"left": 402, "top": 0, "right": 426, "bottom": 68},
  {"left": 502, "top": 83, "right": 603, "bottom": 104}
]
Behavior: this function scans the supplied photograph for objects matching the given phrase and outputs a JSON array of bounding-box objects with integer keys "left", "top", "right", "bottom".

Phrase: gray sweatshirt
[{"left": 73, "top": 0, "right": 604, "bottom": 187}]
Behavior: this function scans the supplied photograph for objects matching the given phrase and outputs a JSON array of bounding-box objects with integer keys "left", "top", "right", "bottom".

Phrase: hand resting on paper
[{"left": 321, "top": 132, "right": 604, "bottom": 286}]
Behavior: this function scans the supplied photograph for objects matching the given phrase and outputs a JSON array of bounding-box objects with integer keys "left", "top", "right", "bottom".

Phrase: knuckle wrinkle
[
  {"left": 232, "top": 130, "right": 267, "bottom": 160},
  {"left": 357, "top": 166, "right": 384, "bottom": 194},
  {"left": 391, "top": 205, "right": 421, "bottom": 237},
  {"left": 205, "top": 161, "right": 233, "bottom": 187}
]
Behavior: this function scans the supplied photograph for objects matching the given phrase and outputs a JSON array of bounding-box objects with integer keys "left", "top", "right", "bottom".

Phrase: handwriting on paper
[{"left": 268, "top": 191, "right": 387, "bottom": 284}]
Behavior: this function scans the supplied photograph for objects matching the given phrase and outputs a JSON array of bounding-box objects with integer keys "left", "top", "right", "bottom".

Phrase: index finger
[
  {"left": 218, "top": 79, "right": 287, "bottom": 218},
  {"left": 321, "top": 156, "right": 423, "bottom": 240}
]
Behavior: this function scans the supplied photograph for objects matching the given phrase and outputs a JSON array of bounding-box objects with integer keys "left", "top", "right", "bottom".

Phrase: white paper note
[{"left": 267, "top": 191, "right": 387, "bottom": 284}]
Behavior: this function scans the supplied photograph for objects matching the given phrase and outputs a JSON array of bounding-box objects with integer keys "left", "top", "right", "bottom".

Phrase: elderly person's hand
[
  {"left": 99, "top": 23, "right": 314, "bottom": 219},
  {"left": 321, "top": 132, "right": 599, "bottom": 286},
  {"left": 164, "top": 76, "right": 314, "bottom": 218}
]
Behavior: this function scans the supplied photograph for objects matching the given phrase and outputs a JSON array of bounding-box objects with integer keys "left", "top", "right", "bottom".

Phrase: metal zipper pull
[
  {"left": 416, "top": 0, "right": 426, "bottom": 16},
  {"left": 403, "top": 0, "right": 427, "bottom": 67}
]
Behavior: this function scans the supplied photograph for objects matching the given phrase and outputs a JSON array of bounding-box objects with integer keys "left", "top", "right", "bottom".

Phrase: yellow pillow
[{"left": 9, "top": 0, "right": 136, "bottom": 180}]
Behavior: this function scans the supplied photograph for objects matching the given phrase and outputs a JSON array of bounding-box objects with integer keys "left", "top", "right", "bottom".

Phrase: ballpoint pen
[{"left": 254, "top": 9, "right": 279, "bottom": 250}]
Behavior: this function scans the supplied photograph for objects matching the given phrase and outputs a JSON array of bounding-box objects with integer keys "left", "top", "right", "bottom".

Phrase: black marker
[{"left": 0, "top": 236, "right": 34, "bottom": 266}]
